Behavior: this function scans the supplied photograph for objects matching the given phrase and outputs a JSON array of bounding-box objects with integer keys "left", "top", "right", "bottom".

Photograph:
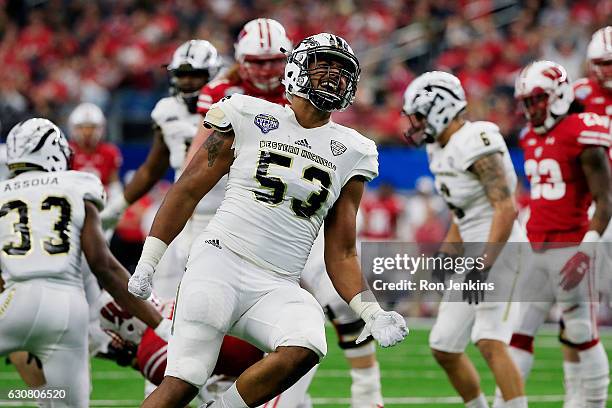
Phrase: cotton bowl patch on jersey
[{"left": 254, "top": 114, "right": 279, "bottom": 134}]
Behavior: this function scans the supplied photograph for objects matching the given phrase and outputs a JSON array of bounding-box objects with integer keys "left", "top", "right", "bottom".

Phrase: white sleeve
[
  {"left": 346, "top": 137, "right": 379, "bottom": 184},
  {"left": 459, "top": 123, "right": 507, "bottom": 171},
  {"left": 150, "top": 99, "right": 166, "bottom": 128},
  {"left": 203, "top": 95, "right": 244, "bottom": 153},
  {"left": 70, "top": 171, "right": 106, "bottom": 210}
]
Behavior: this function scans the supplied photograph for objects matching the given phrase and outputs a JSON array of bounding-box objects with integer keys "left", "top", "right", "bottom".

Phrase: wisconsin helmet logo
[
  {"left": 254, "top": 114, "right": 279, "bottom": 134},
  {"left": 330, "top": 140, "right": 347, "bottom": 156}
]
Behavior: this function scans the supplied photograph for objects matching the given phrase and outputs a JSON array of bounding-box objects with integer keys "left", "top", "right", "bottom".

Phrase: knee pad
[
  {"left": 559, "top": 318, "right": 594, "bottom": 346},
  {"left": 326, "top": 311, "right": 372, "bottom": 351},
  {"left": 165, "top": 323, "right": 224, "bottom": 388}
]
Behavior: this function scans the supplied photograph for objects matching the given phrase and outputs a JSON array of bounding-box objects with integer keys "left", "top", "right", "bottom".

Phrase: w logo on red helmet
[{"left": 542, "top": 66, "right": 566, "bottom": 82}]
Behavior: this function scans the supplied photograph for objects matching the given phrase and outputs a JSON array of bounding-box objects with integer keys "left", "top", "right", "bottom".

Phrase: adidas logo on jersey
[
  {"left": 204, "top": 239, "right": 222, "bottom": 249},
  {"left": 295, "top": 139, "right": 311, "bottom": 149}
]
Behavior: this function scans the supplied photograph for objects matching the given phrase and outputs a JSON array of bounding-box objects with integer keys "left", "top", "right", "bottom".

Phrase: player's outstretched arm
[
  {"left": 128, "top": 130, "right": 234, "bottom": 299},
  {"left": 470, "top": 152, "right": 518, "bottom": 266},
  {"left": 324, "top": 176, "right": 367, "bottom": 303},
  {"left": 100, "top": 128, "right": 170, "bottom": 229},
  {"left": 324, "top": 176, "right": 408, "bottom": 347},
  {"left": 81, "top": 201, "right": 164, "bottom": 330},
  {"left": 581, "top": 146, "right": 612, "bottom": 234}
]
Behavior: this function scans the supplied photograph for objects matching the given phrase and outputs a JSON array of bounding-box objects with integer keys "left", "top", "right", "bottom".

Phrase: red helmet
[
  {"left": 235, "top": 19, "right": 292, "bottom": 93},
  {"left": 515, "top": 60, "right": 573, "bottom": 134},
  {"left": 587, "top": 26, "right": 612, "bottom": 90}
]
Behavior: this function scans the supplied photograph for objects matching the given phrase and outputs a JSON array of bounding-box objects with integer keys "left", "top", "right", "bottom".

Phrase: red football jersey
[
  {"left": 520, "top": 113, "right": 612, "bottom": 247},
  {"left": 574, "top": 77, "right": 612, "bottom": 117},
  {"left": 70, "top": 142, "right": 122, "bottom": 187},
  {"left": 136, "top": 330, "right": 263, "bottom": 386},
  {"left": 197, "top": 77, "right": 288, "bottom": 114},
  {"left": 361, "top": 195, "right": 404, "bottom": 240}
]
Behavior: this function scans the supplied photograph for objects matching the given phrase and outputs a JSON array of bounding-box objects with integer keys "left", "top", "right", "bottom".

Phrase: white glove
[
  {"left": 100, "top": 194, "right": 129, "bottom": 230},
  {"left": 357, "top": 310, "right": 408, "bottom": 348},
  {"left": 128, "top": 237, "right": 168, "bottom": 299},
  {"left": 350, "top": 290, "right": 408, "bottom": 348},
  {"left": 154, "top": 318, "right": 172, "bottom": 342},
  {"left": 128, "top": 262, "right": 155, "bottom": 299}
]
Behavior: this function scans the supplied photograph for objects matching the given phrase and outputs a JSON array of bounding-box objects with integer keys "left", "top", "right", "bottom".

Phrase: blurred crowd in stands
[{"left": 0, "top": 0, "right": 610, "bottom": 145}]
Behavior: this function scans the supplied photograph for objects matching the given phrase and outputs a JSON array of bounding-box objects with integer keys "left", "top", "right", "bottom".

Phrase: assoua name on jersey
[
  {"left": 203, "top": 94, "right": 378, "bottom": 276},
  {"left": 426, "top": 121, "right": 518, "bottom": 242},
  {"left": 0, "top": 171, "right": 105, "bottom": 287}
]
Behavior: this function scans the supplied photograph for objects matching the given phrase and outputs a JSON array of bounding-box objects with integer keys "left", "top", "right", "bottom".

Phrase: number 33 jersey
[
  {"left": 0, "top": 171, "right": 105, "bottom": 287},
  {"left": 204, "top": 94, "right": 378, "bottom": 277},
  {"left": 426, "top": 121, "right": 518, "bottom": 242},
  {"left": 520, "top": 113, "right": 612, "bottom": 244}
]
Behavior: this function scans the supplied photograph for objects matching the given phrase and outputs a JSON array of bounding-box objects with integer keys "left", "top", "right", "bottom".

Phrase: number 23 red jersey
[{"left": 520, "top": 113, "right": 611, "bottom": 246}]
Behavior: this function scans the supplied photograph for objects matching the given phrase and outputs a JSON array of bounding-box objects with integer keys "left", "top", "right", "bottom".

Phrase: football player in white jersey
[
  {"left": 402, "top": 72, "right": 527, "bottom": 408},
  {"left": 186, "top": 19, "right": 385, "bottom": 408},
  {"left": 0, "top": 118, "right": 170, "bottom": 407},
  {"left": 100, "top": 39, "right": 223, "bottom": 301},
  {"left": 128, "top": 33, "right": 408, "bottom": 408}
]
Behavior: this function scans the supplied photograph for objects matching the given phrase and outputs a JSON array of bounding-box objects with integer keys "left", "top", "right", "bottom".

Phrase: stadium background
[{"left": 1, "top": 0, "right": 612, "bottom": 406}]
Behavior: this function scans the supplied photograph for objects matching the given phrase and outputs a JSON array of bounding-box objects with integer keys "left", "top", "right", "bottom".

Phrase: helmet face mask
[
  {"left": 402, "top": 112, "right": 430, "bottom": 146},
  {"left": 284, "top": 33, "right": 360, "bottom": 112},
  {"left": 518, "top": 90, "right": 549, "bottom": 128},
  {"left": 592, "top": 58, "right": 612, "bottom": 90},
  {"left": 239, "top": 55, "right": 286, "bottom": 92},
  {"left": 73, "top": 124, "right": 101, "bottom": 150}
]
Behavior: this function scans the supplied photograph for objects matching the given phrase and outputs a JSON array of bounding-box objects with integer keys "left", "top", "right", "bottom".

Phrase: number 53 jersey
[
  {"left": 0, "top": 171, "right": 105, "bottom": 287},
  {"left": 204, "top": 94, "right": 378, "bottom": 277},
  {"left": 520, "top": 113, "right": 612, "bottom": 245}
]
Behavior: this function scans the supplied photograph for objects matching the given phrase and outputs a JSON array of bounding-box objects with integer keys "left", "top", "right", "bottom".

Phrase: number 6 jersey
[
  {"left": 0, "top": 170, "right": 105, "bottom": 287},
  {"left": 426, "top": 121, "right": 519, "bottom": 242},
  {"left": 203, "top": 94, "right": 378, "bottom": 277},
  {"left": 520, "top": 112, "right": 612, "bottom": 245}
]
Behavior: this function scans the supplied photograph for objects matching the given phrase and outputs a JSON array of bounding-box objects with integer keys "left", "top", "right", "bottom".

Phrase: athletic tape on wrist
[
  {"left": 349, "top": 290, "right": 383, "bottom": 323},
  {"left": 139, "top": 236, "right": 168, "bottom": 268}
]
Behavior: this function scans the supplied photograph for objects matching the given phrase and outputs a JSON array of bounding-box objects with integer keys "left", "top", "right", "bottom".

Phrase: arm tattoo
[
  {"left": 202, "top": 131, "right": 225, "bottom": 167},
  {"left": 471, "top": 153, "right": 512, "bottom": 203}
]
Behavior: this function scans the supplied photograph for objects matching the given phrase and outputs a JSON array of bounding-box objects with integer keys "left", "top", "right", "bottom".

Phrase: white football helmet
[
  {"left": 515, "top": 60, "right": 573, "bottom": 134},
  {"left": 283, "top": 33, "right": 360, "bottom": 112},
  {"left": 168, "top": 40, "right": 222, "bottom": 112},
  {"left": 68, "top": 102, "right": 106, "bottom": 145},
  {"left": 99, "top": 293, "right": 147, "bottom": 345},
  {"left": 235, "top": 18, "right": 292, "bottom": 93},
  {"left": 401, "top": 71, "right": 467, "bottom": 145},
  {"left": 6, "top": 118, "right": 71, "bottom": 176},
  {"left": 587, "top": 26, "right": 612, "bottom": 90}
]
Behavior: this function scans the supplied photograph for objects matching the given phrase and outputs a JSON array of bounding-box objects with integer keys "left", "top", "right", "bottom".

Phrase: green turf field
[{"left": 1, "top": 324, "right": 611, "bottom": 407}]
